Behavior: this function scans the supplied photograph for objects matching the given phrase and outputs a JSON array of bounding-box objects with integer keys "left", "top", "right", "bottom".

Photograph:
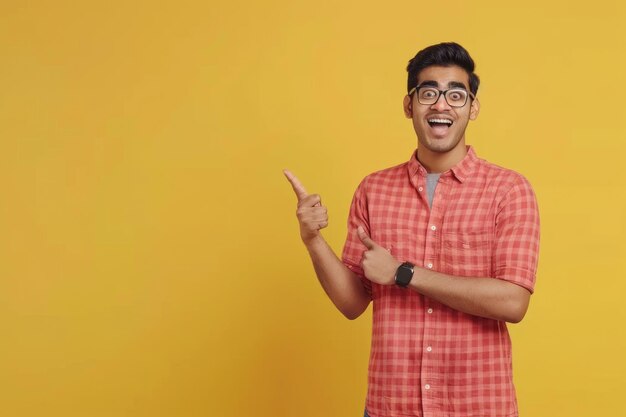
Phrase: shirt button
[
  {"left": 425, "top": 384, "right": 431, "bottom": 390},
  {"left": 418, "top": 186, "right": 423, "bottom": 192},
  {"left": 426, "top": 262, "right": 433, "bottom": 269},
  {"left": 426, "top": 346, "right": 432, "bottom": 352},
  {"left": 430, "top": 225, "right": 437, "bottom": 231},
  {"left": 427, "top": 308, "right": 433, "bottom": 314}
]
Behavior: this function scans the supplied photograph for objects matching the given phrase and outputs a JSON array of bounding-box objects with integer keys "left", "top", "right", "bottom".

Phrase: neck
[{"left": 416, "top": 143, "right": 468, "bottom": 173}]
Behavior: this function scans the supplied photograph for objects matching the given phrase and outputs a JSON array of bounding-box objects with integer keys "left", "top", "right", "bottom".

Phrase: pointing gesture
[
  {"left": 283, "top": 169, "right": 309, "bottom": 202},
  {"left": 284, "top": 169, "right": 328, "bottom": 243},
  {"left": 357, "top": 226, "right": 402, "bottom": 286}
]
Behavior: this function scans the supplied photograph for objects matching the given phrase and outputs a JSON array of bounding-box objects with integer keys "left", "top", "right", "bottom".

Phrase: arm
[
  {"left": 284, "top": 170, "right": 370, "bottom": 320},
  {"left": 304, "top": 235, "right": 371, "bottom": 320},
  {"left": 356, "top": 227, "right": 527, "bottom": 322},
  {"left": 407, "top": 269, "right": 530, "bottom": 323}
]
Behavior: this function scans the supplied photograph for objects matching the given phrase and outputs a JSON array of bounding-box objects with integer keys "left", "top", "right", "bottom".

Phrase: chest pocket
[{"left": 440, "top": 230, "right": 492, "bottom": 277}]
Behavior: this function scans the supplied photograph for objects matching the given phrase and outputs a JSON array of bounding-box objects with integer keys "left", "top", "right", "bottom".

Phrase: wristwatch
[{"left": 394, "top": 262, "right": 415, "bottom": 287}]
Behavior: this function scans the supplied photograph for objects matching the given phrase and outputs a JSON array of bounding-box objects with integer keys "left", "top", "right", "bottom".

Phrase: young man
[{"left": 284, "top": 42, "right": 540, "bottom": 417}]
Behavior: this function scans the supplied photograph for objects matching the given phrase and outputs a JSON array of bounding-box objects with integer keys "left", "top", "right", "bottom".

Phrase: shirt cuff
[{"left": 495, "top": 267, "right": 536, "bottom": 294}]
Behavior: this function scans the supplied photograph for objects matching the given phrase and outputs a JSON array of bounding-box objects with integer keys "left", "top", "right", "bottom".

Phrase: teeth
[{"left": 428, "top": 118, "right": 453, "bottom": 125}]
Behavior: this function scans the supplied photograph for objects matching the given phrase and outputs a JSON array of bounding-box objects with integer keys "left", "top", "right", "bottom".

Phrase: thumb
[
  {"left": 283, "top": 169, "right": 308, "bottom": 201},
  {"left": 357, "top": 226, "right": 377, "bottom": 250}
]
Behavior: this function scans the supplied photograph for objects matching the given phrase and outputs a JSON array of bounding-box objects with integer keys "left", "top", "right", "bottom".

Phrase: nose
[{"left": 431, "top": 93, "right": 452, "bottom": 111}]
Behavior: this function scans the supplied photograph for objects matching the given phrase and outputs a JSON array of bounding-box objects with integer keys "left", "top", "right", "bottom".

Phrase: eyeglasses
[{"left": 408, "top": 85, "right": 475, "bottom": 108}]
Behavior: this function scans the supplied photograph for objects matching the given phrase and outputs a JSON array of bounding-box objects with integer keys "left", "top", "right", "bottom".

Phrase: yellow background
[{"left": 1, "top": 1, "right": 625, "bottom": 416}]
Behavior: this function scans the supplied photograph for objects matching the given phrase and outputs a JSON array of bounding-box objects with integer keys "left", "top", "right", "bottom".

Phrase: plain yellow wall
[{"left": 1, "top": 1, "right": 625, "bottom": 416}]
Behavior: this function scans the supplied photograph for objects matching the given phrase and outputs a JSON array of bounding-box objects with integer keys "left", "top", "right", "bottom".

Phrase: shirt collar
[{"left": 407, "top": 146, "right": 478, "bottom": 184}]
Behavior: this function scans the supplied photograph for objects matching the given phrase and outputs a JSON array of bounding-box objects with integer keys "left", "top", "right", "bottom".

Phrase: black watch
[{"left": 394, "top": 262, "right": 415, "bottom": 287}]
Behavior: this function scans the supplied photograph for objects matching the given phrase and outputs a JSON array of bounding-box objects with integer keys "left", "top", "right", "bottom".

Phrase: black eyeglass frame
[{"left": 408, "top": 85, "right": 476, "bottom": 108}]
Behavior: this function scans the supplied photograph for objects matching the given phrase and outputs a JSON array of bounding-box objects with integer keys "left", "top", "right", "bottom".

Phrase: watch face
[{"left": 395, "top": 263, "right": 414, "bottom": 287}]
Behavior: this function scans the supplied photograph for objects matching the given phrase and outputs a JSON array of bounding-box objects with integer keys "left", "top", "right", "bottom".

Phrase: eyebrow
[{"left": 419, "top": 80, "right": 468, "bottom": 90}]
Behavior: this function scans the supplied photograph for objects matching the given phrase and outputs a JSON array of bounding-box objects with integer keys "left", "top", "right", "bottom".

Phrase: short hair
[{"left": 406, "top": 42, "right": 480, "bottom": 96}]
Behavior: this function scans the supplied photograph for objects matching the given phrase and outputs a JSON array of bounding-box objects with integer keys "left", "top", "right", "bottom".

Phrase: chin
[{"left": 422, "top": 137, "right": 461, "bottom": 153}]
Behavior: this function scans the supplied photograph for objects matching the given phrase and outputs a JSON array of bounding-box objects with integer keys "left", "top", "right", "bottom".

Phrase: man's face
[{"left": 403, "top": 65, "right": 479, "bottom": 154}]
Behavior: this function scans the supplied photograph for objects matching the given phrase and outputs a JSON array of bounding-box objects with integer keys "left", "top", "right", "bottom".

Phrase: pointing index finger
[{"left": 283, "top": 169, "right": 308, "bottom": 201}]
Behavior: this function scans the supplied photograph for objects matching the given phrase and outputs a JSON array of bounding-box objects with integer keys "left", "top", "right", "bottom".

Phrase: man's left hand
[{"left": 357, "top": 226, "right": 402, "bottom": 286}]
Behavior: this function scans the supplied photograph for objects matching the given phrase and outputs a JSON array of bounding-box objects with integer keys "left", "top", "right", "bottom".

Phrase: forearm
[
  {"left": 354, "top": 228, "right": 531, "bottom": 323},
  {"left": 283, "top": 170, "right": 370, "bottom": 319},
  {"left": 408, "top": 268, "right": 530, "bottom": 323},
  {"left": 304, "top": 235, "right": 371, "bottom": 320}
]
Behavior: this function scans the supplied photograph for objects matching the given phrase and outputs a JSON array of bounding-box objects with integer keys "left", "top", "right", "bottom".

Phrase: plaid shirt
[{"left": 342, "top": 147, "right": 540, "bottom": 417}]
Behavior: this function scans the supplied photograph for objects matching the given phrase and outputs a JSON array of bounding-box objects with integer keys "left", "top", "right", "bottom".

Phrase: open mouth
[{"left": 427, "top": 118, "right": 453, "bottom": 128}]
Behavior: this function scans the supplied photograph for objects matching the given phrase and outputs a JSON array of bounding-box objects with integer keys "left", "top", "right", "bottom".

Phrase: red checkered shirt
[{"left": 342, "top": 147, "right": 540, "bottom": 417}]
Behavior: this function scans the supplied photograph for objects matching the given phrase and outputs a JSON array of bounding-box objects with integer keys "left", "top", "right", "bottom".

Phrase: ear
[
  {"left": 403, "top": 95, "right": 412, "bottom": 118},
  {"left": 469, "top": 97, "right": 480, "bottom": 120}
]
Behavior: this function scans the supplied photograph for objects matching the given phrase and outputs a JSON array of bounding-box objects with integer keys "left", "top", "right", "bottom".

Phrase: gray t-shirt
[{"left": 426, "top": 173, "right": 441, "bottom": 207}]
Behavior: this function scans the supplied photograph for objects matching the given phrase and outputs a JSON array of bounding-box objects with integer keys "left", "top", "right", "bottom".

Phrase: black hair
[{"left": 406, "top": 42, "right": 480, "bottom": 96}]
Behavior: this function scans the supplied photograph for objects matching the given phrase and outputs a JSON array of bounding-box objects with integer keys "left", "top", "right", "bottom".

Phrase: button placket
[
  {"left": 420, "top": 169, "right": 446, "bottom": 413},
  {"left": 423, "top": 194, "right": 441, "bottom": 273},
  {"left": 422, "top": 302, "right": 436, "bottom": 406}
]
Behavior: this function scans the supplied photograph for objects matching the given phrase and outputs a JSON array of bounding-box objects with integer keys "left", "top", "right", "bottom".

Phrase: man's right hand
[
  {"left": 283, "top": 169, "right": 370, "bottom": 319},
  {"left": 283, "top": 169, "right": 328, "bottom": 244}
]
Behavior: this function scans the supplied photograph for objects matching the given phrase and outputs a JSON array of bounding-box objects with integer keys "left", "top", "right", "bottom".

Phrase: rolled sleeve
[
  {"left": 493, "top": 175, "right": 541, "bottom": 293},
  {"left": 341, "top": 179, "right": 373, "bottom": 298}
]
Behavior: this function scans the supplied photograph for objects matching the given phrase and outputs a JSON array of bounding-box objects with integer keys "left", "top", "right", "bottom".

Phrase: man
[{"left": 284, "top": 42, "right": 540, "bottom": 417}]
